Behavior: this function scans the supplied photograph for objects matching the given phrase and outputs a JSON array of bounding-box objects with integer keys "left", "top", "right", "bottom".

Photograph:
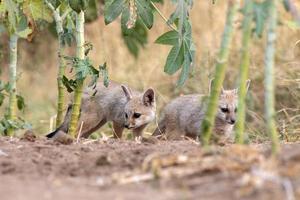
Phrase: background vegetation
[{"left": 0, "top": 0, "right": 299, "bottom": 143}]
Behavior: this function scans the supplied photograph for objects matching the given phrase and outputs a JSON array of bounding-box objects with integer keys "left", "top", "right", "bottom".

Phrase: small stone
[
  {"left": 95, "top": 155, "right": 111, "bottom": 166},
  {"left": 21, "top": 130, "right": 37, "bottom": 142},
  {"left": 53, "top": 131, "right": 74, "bottom": 145},
  {"left": 0, "top": 149, "right": 8, "bottom": 157}
]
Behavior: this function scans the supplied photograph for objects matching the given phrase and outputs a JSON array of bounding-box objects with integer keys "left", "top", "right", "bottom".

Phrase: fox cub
[
  {"left": 153, "top": 80, "right": 250, "bottom": 141},
  {"left": 47, "top": 81, "right": 156, "bottom": 139}
]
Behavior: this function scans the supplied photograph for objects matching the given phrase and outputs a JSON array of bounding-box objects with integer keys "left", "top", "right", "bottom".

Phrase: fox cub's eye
[
  {"left": 133, "top": 113, "right": 141, "bottom": 118},
  {"left": 234, "top": 108, "right": 237, "bottom": 113},
  {"left": 125, "top": 113, "right": 128, "bottom": 118},
  {"left": 221, "top": 107, "right": 229, "bottom": 113}
]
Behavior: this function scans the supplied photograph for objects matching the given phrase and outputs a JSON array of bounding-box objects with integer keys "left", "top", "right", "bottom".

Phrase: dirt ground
[{"left": 0, "top": 136, "right": 300, "bottom": 200}]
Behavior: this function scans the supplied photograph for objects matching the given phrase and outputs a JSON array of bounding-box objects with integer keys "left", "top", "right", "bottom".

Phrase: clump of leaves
[
  {"left": 0, "top": 79, "right": 30, "bottom": 135},
  {"left": 155, "top": 0, "right": 195, "bottom": 86},
  {"left": 0, "top": 117, "right": 32, "bottom": 135},
  {"left": 61, "top": 45, "right": 109, "bottom": 94},
  {"left": 104, "top": 0, "right": 154, "bottom": 57},
  {"left": 104, "top": 0, "right": 195, "bottom": 86}
]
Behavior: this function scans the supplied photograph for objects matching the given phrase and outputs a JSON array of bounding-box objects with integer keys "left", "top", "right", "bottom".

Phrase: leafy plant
[
  {"left": 45, "top": 0, "right": 73, "bottom": 127},
  {"left": 0, "top": 0, "right": 38, "bottom": 135},
  {"left": 104, "top": 0, "right": 195, "bottom": 86}
]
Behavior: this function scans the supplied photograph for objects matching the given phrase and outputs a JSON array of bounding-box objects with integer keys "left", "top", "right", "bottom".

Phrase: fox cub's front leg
[
  {"left": 132, "top": 124, "right": 147, "bottom": 138},
  {"left": 113, "top": 122, "right": 124, "bottom": 139}
]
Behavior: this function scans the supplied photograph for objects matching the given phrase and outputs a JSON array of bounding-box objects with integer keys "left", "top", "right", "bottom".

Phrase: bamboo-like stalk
[
  {"left": 7, "top": 34, "right": 18, "bottom": 136},
  {"left": 201, "top": 0, "right": 239, "bottom": 146},
  {"left": 235, "top": 0, "right": 253, "bottom": 144},
  {"left": 68, "top": 11, "right": 85, "bottom": 138},
  {"left": 264, "top": 0, "right": 280, "bottom": 154},
  {"left": 45, "top": 0, "right": 68, "bottom": 127},
  {"left": 56, "top": 32, "right": 66, "bottom": 127}
]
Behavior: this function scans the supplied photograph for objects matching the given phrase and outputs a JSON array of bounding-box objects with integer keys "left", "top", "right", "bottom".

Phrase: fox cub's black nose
[
  {"left": 229, "top": 119, "right": 236, "bottom": 124},
  {"left": 124, "top": 124, "right": 129, "bottom": 129}
]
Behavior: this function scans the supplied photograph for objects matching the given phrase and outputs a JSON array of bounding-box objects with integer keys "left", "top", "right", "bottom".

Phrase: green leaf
[
  {"left": 16, "top": 95, "right": 25, "bottom": 111},
  {"left": 283, "top": 0, "right": 290, "bottom": 12},
  {"left": 0, "top": 81, "right": 4, "bottom": 91},
  {"left": 75, "top": 58, "right": 91, "bottom": 80},
  {"left": 23, "top": 0, "right": 53, "bottom": 23},
  {"left": 168, "top": 0, "right": 188, "bottom": 36},
  {"left": 151, "top": 0, "right": 164, "bottom": 2},
  {"left": 253, "top": 1, "right": 270, "bottom": 37},
  {"left": 164, "top": 43, "right": 184, "bottom": 75},
  {"left": 177, "top": 41, "right": 194, "bottom": 86},
  {"left": 14, "top": 15, "right": 32, "bottom": 38},
  {"left": 0, "top": 122, "right": 5, "bottom": 133},
  {"left": 121, "top": 8, "right": 148, "bottom": 57},
  {"left": 177, "top": 53, "right": 190, "bottom": 86},
  {"left": 4, "top": 83, "right": 11, "bottom": 92},
  {"left": 3, "top": 0, "right": 19, "bottom": 33},
  {"left": 136, "top": 0, "right": 153, "bottom": 29},
  {"left": 48, "top": 0, "right": 62, "bottom": 9},
  {"left": 99, "top": 62, "right": 109, "bottom": 87},
  {"left": 87, "top": 64, "right": 99, "bottom": 87},
  {"left": 85, "top": 0, "right": 100, "bottom": 23},
  {"left": 104, "top": 0, "right": 126, "bottom": 25},
  {"left": 155, "top": 30, "right": 179, "bottom": 45},
  {"left": 0, "top": 93, "right": 4, "bottom": 106},
  {"left": 62, "top": 75, "right": 75, "bottom": 93},
  {"left": 61, "top": 30, "right": 75, "bottom": 47}
]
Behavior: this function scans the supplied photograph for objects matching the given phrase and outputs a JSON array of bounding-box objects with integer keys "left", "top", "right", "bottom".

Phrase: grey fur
[{"left": 153, "top": 89, "right": 240, "bottom": 141}]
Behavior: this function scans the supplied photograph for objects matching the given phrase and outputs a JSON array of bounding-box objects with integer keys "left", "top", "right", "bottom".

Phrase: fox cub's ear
[
  {"left": 121, "top": 85, "right": 133, "bottom": 101},
  {"left": 234, "top": 79, "right": 251, "bottom": 94},
  {"left": 143, "top": 88, "right": 155, "bottom": 106},
  {"left": 246, "top": 79, "right": 251, "bottom": 92}
]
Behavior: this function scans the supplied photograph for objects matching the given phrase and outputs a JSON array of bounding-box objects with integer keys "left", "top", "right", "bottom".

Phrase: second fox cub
[
  {"left": 47, "top": 81, "right": 156, "bottom": 139},
  {"left": 153, "top": 80, "right": 250, "bottom": 141}
]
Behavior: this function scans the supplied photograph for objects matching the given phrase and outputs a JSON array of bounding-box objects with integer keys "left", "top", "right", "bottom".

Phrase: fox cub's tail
[{"left": 46, "top": 105, "right": 72, "bottom": 138}]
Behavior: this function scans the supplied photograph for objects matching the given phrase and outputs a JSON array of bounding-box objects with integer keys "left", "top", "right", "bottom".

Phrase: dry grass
[{"left": 0, "top": 1, "right": 299, "bottom": 141}]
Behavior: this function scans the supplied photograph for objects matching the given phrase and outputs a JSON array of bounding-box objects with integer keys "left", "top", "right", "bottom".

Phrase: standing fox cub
[
  {"left": 47, "top": 81, "right": 156, "bottom": 139},
  {"left": 153, "top": 80, "right": 250, "bottom": 141}
]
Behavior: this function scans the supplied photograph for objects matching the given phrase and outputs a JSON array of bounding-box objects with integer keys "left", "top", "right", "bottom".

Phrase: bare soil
[{"left": 0, "top": 136, "right": 300, "bottom": 200}]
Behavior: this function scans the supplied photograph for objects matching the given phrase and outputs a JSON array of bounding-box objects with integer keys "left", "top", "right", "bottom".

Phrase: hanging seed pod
[
  {"left": 69, "top": 0, "right": 88, "bottom": 13},
  {"left": 126, "top": 0, "right": 137, "bottom": 29}
]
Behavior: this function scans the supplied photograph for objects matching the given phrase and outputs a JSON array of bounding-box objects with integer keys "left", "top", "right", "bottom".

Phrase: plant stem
[
  {"left": 45, "top": 0, "right": 67, "bottom": 127},
  {"left": 7, "top": 34, "right": 18, "bottom": 136},
  {"left": 54, "top": 11, "right": 66, "bottom": 127},
  {"left": 68, "top": 11, "right": 85, "bottom": 138},
  {"left": 265, "top": 0, "right": 280, "bottom": 155},
  {"left": 150, "top": 2, "right": 178, "bottom": 32},
  {"left": 235, "top": 0, "right": 253, "bottom": 144},
  {"left": 201, "top": 0, "right": 239, "bottom": 146}
]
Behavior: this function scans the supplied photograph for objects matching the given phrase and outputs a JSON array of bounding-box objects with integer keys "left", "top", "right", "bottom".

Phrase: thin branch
[
  {"left": 61, "top": 8, "right": 71, "bottom": 21},
  {"left": 150, "top": 2, "right": 178, "bottom": 32},
  {"left": 44, "top": 0, "right": 55, "bottom": 12}
]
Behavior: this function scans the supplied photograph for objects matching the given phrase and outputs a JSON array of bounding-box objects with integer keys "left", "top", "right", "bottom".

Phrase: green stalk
[
  {"left": 45, "top": 0, "right": 67, "bottom": 127},
  {"left": 235, "top": 0, "right": 253, "bottom": 144},
  {"left": 264, "top": 0, "right": 280, "bottom": 154},
  {"left": 56, "top": 31, "right": 66, "bottom": 127},
  {"left": 201, "top": 0, "right": 239, "bottom": 146},
  {"left": 54, "top": 11, "right": 66, "bottom": 127},
  {"left": 7, "top": 34, "right": 18, "bottom": 136},
  {"left": 68, "top": 11, "right": 85, "bottom": 138}
]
